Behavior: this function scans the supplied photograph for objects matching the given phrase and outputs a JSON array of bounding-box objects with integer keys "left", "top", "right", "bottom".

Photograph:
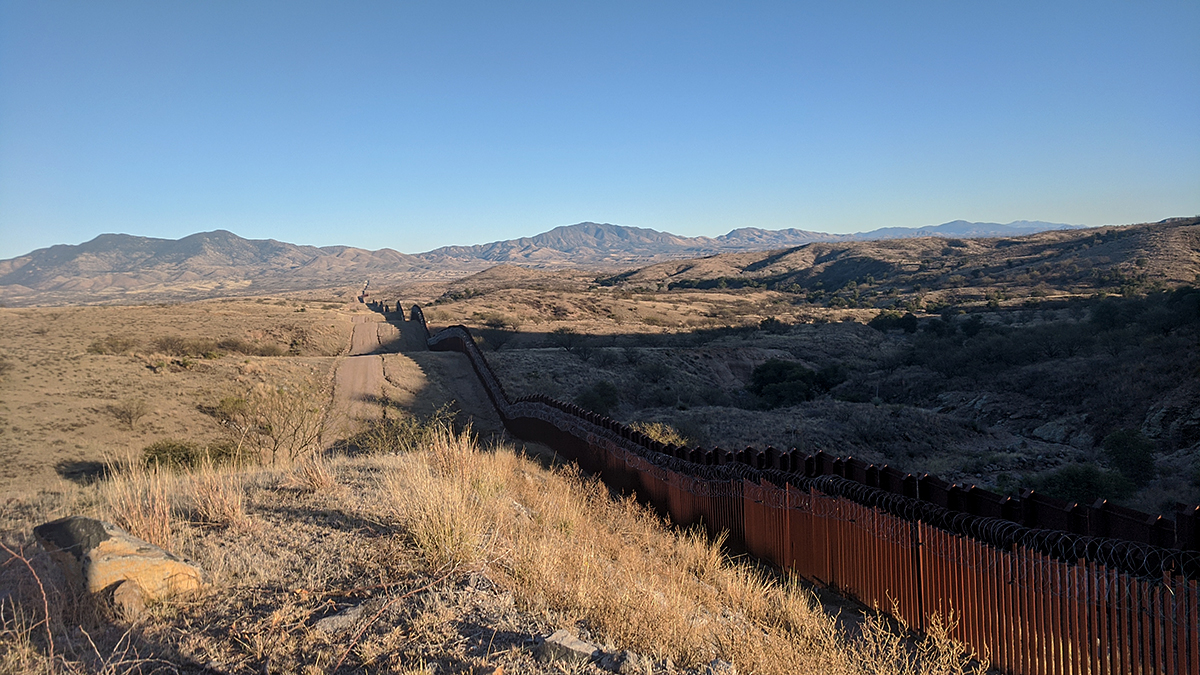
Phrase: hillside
[
  {"left": 604, "top": 217, "right": 1200, "bottom": 309},
  {"left": 0, "top": 219, "right": 1083, "bottom": 307}
]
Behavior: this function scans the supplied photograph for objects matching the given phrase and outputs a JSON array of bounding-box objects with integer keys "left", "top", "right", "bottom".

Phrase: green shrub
[
  {"left": 1101, "top": 429, "right": 1157, "bottom": 486},
  {"left": 576, "top": 380, "right": 620, "bottom": 416},
  {"left": 1034, "top": 464, "right": 1134, "bottom": 503},
  {"left": 748, "top": 359, "right": 820, "bottom": 408},
  {"left": 142, "top": 439, "right": 244, "bottom": 469},
  {"left": 868, "top": 310, "right": 918, "bottom": 333}
]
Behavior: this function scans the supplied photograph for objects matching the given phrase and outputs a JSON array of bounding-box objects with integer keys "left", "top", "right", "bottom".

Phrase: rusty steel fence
[{"left": 414, "top": 312, "right": 1200, "bottom": 675}]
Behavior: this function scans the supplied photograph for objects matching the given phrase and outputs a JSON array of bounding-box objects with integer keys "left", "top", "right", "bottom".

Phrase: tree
[
  {"left": 748, "top": 359, "right": 818, "bottom": 408},
  {"left": 215, "top": 380, "right": 326, "bottom": 465},
  {"left": 1101, "top": 429, "right": 1156, "bottom": 487}
]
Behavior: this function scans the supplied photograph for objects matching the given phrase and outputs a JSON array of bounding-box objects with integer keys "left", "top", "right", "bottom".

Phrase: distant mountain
[
  {"left": 855, "top": 220, "right": 1082, "bottom": 240},
  {"left": 421, "top": 220, "right": 1081, "bottom": 265},
  {"left": 0, "top": 230, "right": 442, "bottom": 306},
  {"left": 0, "top": 219, "right": 1090, "bottom": 306}
]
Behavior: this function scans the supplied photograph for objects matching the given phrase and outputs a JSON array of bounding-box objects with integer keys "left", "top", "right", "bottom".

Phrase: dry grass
[
  {"left": 287, "top": 456, "right": 339, "bottom": 494},
  {"left": 381, "top": 426, "right": 984, "bottom": 674},
  {"left": 94, "top": 462, "right": 177, "bottom": 551},
  {"left": 185, "top": 462, "right": 251, "bottom": 531},
  {"left": 0, "top": 421, "right": 982, "bottom": 674}
]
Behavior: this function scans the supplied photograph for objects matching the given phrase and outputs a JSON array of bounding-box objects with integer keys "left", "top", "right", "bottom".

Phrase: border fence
[{"left": 407, "top": 305, "right": 1200, "bottom": 675}]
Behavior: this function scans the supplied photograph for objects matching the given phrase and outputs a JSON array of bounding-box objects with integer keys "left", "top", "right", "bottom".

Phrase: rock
[
  {"left": 34, "top": 516, "right": 203, "bottom": 601},
  {"left": 110, "top": 580, "right": 146, "bottom": 622},
  {"left": 705, "top": 658, "right": 736, "bottom": 675},
  {"left": 599, "top": 649, "right": 647, "bottom": 674},
  {"left": 1031, "top": 420, "right": 1071, "bottom": 444},
  {"left": 313, "top": 602, "right": 371, "bottom": 634},
  {"left": 536, "top": 629, "right": 599, "bottom": 664}
]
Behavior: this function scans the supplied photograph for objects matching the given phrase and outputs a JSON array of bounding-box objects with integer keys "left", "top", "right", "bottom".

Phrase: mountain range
[{"left": 0, "top": 219, "right": 1086, "bottom": 305}]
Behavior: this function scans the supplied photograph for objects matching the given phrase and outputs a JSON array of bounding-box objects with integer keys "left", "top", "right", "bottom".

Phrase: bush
[
  {"left": 88, "top": 335, "right": 140, "bottom": 354},
  {"left": 142, "top": 439, "right": 243, "bottom": 470},
  {"left": 576, "top": 380, "right": 620, "bottom": 416},
  {"left": 748, "top": 359, "right": 820, "bottom": 408},
  {"left": 869, "top": 310, "right": 918, "bottom": 333},
  {"left": 1101, "top": 429, "right": 1157, "bottom": 486},
  {"left": 1034, "top": 464, "right": 1134, "bottom": 503},
  {"left": 153, "top": 336, "right": 217, "bottom": 356},
  {"left": 209, "top": 380, "right": 326, "bottom": 465},
  {"left": 759, "top": 317, "right": 789, "bottom": 334},
  {"left": 345, "top": 405, "right": 459, "bottom": 455},
  {"left": 109, "top": 398, "right": 150, "bottom": 429}
]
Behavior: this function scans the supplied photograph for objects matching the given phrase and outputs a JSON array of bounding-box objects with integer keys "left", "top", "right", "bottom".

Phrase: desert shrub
[
  {"left": 214, "top": 337, "right": 287, "bottom": 357},
  {"left": 153, "top": 335, "right": 219, "bottom": 357},
  {"left": 748, "top": 359, "right": 820, "bottom": 408},
  {"left": 345, "top": 406, "right": 459, "bottom": 455},
  {"left": 1101, "top": 429, "right": 1157, "bottom": 486},
  {"left": 758, "top": 316, "right": 789, "bottom": 333},
  {"left": 869, "top": 310, "right": 918, "bottom": 333},
  {"left": 211, "top": 379, "right": 326, "bottom": 465},
  {"left": 87, "top": 334, "right": 139, "bottom": 354},
  {"left": 635, "top": 361, "right": 672, "bottom": 383},
  {"left": 550, "top": 326, "right": 582, "bottom": 352},
  {"left": 588, "top": 348, "right": 621, "bottom": 368},
  {"left": 576, "top": 380, "right": 620, "bottom": 416},
  {"left": 142, "top": 439, "right": 244, "bottom": 469},
  {"left": 217, "top": 337, "right": 255, "bottom": 354},
  {"left": 108, "top": 398, "right": 150, "bottom": 429},
  {"left": 254, "top": 343, "right": 288, "bottom": 357},
  {"left": 475, "top": 311, "right": 518, "bottom": 330},
  {"left": 143, "top": 440, "right": 203, "bottom": 468},
  {"left": 1034, "top": 464, "right": 1134, "bottom": 503}
]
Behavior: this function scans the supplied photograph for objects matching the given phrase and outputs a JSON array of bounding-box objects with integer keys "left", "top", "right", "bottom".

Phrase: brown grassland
[{"left": 2, "top": 219, "right": 1198, "bottom": 672}]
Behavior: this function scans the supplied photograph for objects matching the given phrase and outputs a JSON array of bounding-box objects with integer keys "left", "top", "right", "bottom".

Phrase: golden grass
[
  {"left": 286, "top": 456, "right": 339, "bottom": 494},
  {"left": 186, "top": 461, "right": 251, "bottom": 531},
  {"left": 95, "top": 462, "right": 177, "bottom": 551},
  {"left": 1, "top": 420, "right": 983, "bottom": 674},
  {"left": 381, "top": 426, "right": 985, "bottom": 674}
]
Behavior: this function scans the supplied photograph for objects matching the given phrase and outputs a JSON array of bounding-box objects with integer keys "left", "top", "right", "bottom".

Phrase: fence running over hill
[{"left": 407, "top": 305, "right": 1200, "bottom": 675}]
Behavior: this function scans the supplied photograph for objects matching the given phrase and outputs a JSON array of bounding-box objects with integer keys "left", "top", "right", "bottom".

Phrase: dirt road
[{"left": 325, "top": 313, "right": 504, "bottom": 446}]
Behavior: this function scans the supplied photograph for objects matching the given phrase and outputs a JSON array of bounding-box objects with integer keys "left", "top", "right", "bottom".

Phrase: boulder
[
  {"left": 536, "top": 629, "right": 599, "bottom": 664},
  {"left": 313, "top": 601, "right": 378, "bottom": 635},
  {"left": 598, "top": 649, "right": 649, "bottom": 674},
  {"left": 33, "top": 516, "right": 203, "bottom": 601}
]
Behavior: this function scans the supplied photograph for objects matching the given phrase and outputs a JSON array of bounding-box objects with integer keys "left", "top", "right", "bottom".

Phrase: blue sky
[{"left": 1, "top": 1, "right": 1197, "bottom": 259}]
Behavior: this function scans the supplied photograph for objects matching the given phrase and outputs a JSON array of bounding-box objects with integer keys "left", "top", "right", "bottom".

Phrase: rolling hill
[{"left": 0, "top": 218, "right": 1127, "bottom": 306}]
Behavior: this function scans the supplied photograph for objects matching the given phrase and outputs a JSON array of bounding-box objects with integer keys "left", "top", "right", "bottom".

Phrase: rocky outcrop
[
  {"left": 33, "top": 516, "right": 203, "bottom": 603},
  {"left": 536, "top": 629, "right": 599, "bottom": 664}
]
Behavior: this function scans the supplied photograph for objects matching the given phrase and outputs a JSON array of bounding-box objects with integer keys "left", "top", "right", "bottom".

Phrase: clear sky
[{"left": 1, "top": 1, "right": 1197, "bottom": 259}]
